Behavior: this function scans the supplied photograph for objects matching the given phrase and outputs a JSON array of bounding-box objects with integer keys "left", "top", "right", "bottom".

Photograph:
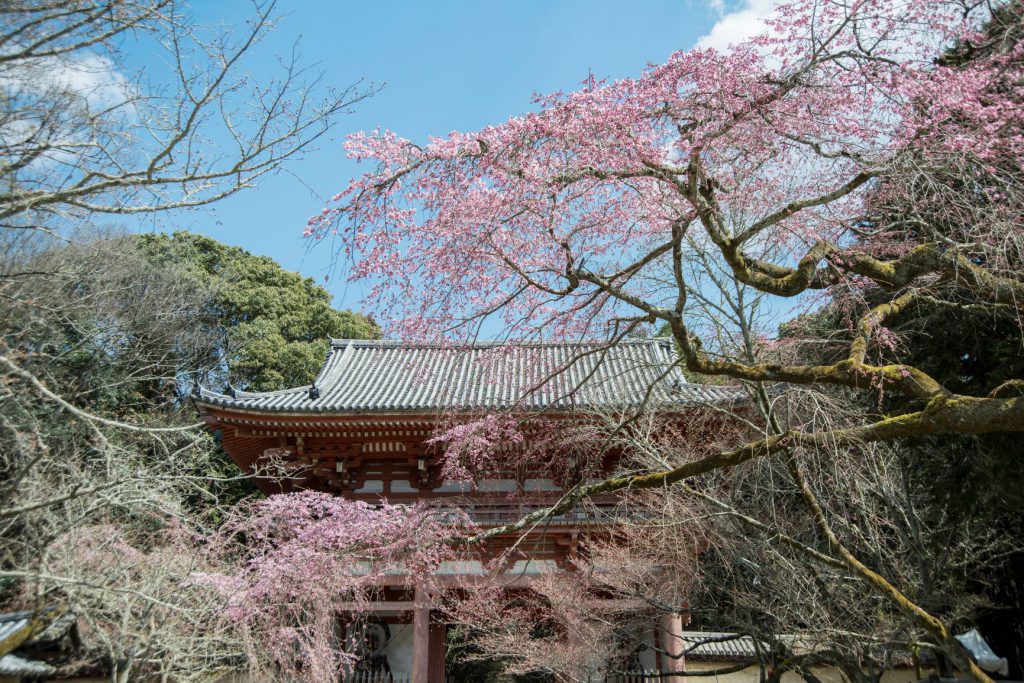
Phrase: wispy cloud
[
  {"left": 15, "top": 53, "right": 133, "bottom": 110},
  {"left": 696, "top": 0, "right": 782, "bottom": 52},
  {"left": 0, "top": 52, "right": 136, "bottom": 171}
]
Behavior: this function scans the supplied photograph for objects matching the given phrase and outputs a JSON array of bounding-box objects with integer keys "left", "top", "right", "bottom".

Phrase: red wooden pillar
[
  {"left": 428, "top": 622, "right": 447, "bottom": 683},
  {"left": 412, "top": 583, "right": 430, "bottom": 683},
  {"left": 659, "top": 612, "right": 686, "bottom": 682}
]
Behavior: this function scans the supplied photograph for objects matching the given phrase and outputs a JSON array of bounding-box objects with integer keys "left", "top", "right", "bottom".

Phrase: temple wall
[
  {"left": 683, "top": 661, "right": 924, "bottom": 683},
  {"left": 636, "top": 629, "right": 658, "bottom": 670},
  {"left": 380, "top": 623, "right": 414, "bottom": 675},
  {"left": 0, "top": 659, "right": 934, "bottom": 682}
]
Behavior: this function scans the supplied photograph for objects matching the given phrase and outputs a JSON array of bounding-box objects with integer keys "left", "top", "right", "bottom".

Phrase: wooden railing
[
  {"left": 343, "top": 669, "right": 668, "bottom": 682},
  {"left": 604, "top": 671, "right": 670, "bottom": 682},
  {"left": 428, "top": 502, "right": 630, "bottom": 526},
  {"left": 342, "top": 671, "right": 410, "bottom": 683}
]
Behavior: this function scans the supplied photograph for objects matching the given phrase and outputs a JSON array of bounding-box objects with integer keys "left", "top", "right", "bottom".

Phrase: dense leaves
[
  {"left": 137, "top": 232, "right": 379, "bottom": 392},
  {"left": 0, "top": 231, "right": 379, "bottom": 678}
]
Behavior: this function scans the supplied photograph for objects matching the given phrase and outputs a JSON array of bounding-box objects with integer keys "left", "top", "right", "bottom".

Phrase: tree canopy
[
  {"left": 0, "top": 0, "right": 380, "bottom": 677},
  {"left": 2, "top": 0, "right": 1022, "bottom": 681},
  {"left": 307, "top": 1, "right": 1024, "bottom": 680},
  {"left": 137, "top": 232, "right": 379, "bottom": 392}
]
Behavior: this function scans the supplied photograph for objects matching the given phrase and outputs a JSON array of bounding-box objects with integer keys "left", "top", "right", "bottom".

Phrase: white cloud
[
  {"left": 0, "top": 53, "right": 136, "bottom": 170},
  {"left": 29, "top": 53, "right": 132, "bottom": 110},
  {"left": 0, "top": 50, "right": 135, "bottom": 117},
  {"left": 696, "top": 0, "right": 782, "bottom": 52}
]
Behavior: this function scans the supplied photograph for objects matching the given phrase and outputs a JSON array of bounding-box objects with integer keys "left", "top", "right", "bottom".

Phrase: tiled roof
[
  {"left": 0, "top": 611, "right": 50, "bottom": 678},
  {"left": 0, "top": 653, "right": 56, "bottom": 677},
  {"left": 681, "top": 631, "right": 765, "bottom": 660},
  {"left": 26, "top": 610, "right": 75, "bottom": 645},
  {"left": 0, "top": 610, "right": 34, "bottom": 653},
  {"left": 681, "top": 631, "right": 927, "bottom": 665},
  {"left": 196, "top": 339, "right": 744, "bottom": 414},
  {"left": 0, "top": 608, "right": 73, "bottom": 677}
]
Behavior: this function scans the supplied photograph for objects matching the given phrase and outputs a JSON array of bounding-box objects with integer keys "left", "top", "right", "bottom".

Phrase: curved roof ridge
[
  {"left": 195, "top": 339, "right": 745, "bottom": 414},
  {"left": 197, "top": 384, "right": 309, "bottom": 400},
  {"left": 329, "top": 337, "right": 674, "bottom": 349}
]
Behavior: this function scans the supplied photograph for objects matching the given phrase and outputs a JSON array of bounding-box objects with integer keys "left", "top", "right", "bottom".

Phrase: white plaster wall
[
  {"left": 684, "top": 661, "right": 925, "bottom": 683},
  {"left": 437, "top": 559, "right": 485, "bottom": 574},
  {"left": 355, "top": 479, "right": 384, "bottom": 493},
  {"left": 478, "top": 478, "right": 517, "bottom": 492},
  {"left": 435, "top": 480, "right": 471, "bottom": 493},
  {"left": 524, "top": 478, "right": 560, "bottom": 491},
  {"left": 381, "top": 623, "right": 414, "bottom": 675},
  {"left": 507, "top": 558, "right": 559, "bottom": 574},
  {"left": 637, "top": 628, "right": 658, "bottom": 671}
]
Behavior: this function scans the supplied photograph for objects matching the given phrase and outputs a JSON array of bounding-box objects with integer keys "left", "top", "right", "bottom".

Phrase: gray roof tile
[
  {"left": 0, "top": 610, "right": 34, "bottom": 651},
  {"left": 197, "top": 339, "right": 743, "bottom": 414},
  {"left": 0, "top": 653, "right": 56, "bottom": 677},
  {"left": 681, "top": 631, "right": 766, "bottom": 659},
  {"left": 0, "top": 611, "right": 58, "bottom": 678}
]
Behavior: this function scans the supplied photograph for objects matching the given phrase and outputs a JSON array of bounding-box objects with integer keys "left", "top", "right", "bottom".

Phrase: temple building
[{"left": 195, "top": 338, "right": 741, "bottom": 682}]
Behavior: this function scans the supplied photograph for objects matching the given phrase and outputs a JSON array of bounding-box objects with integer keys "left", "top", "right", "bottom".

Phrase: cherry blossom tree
[
  {"left": 311, "top": 1, "right": 1024, "bottom": 681},
  {"left": 196, "top": 491, "right": 462, "bottom": 682},
  {"left": 37, "top": 522, "right": 240, "bottom": 682}
]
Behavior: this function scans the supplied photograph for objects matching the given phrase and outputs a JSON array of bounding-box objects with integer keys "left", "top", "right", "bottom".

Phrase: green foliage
[
  {"left": 1, "top": 236, "right": 237, "bottom": 596},
  {"left": 768, "top": 9, "right": 1024, "bottom": 668},
  {"left": 136, "top": 232, "right": 379, "bottom": 392}
]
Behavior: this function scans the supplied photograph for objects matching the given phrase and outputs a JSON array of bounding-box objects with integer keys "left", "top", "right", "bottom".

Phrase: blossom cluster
[
  {"left": 306, "top": 0, "right": 1018, "bottom": 346},
  {"left": 195, "top": 492, "right": 458, "bottom": 681}
]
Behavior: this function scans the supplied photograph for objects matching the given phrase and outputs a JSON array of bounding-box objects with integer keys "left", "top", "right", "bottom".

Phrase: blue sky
[{"left": 133, "top": 0, "right": 770, "bottom": 313}]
